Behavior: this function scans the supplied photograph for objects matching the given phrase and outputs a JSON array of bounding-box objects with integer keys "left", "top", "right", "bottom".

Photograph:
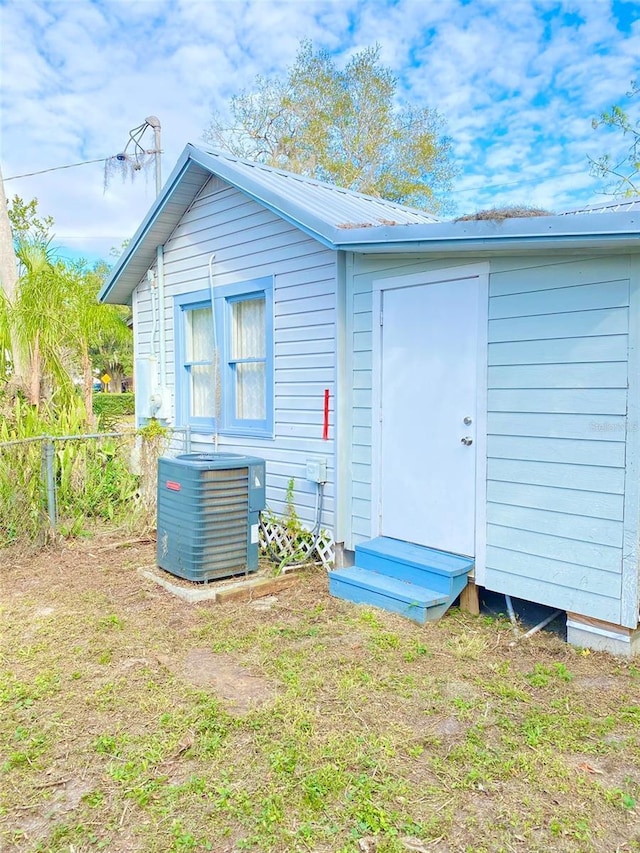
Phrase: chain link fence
[
  {"left": 0, "top": 428, "right": 183, "bottom": 547},
  {"left": 0, "top": 428, "right": 335, "bottom": 567}
]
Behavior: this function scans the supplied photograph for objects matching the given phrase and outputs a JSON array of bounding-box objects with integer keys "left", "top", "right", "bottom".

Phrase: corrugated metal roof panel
[
  {"left": 100, "top": 144, "right": 640, "bottom": 306},
  {"left": 196, "top": 147, "right": 440, "bottom": 228},
  {"left": 561, "top": 199, "right": 640, "bottom": 215},
  {"left": 100, "top": 144, "right": 440, "bottom": 303}
]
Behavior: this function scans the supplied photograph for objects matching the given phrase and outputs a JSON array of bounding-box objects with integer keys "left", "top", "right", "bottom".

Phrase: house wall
[
  {"left": 345, "top": 251, "right": 640, "bottom": 627},
  {"left": 132, "top": 176, "right": 338, "bottom": 531}
]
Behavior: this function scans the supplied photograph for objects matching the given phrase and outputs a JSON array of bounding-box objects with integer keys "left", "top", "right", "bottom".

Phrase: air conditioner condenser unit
[{"left": 156, "top": 453, "right": 266, "bottom": 582}]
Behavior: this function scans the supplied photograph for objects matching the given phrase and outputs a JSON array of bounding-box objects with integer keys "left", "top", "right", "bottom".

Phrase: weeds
[
  {"left": 260, "top": 477, "right": 330, "bottom": 571},
  {"left": 526, "top": 661, "right": 574, "bottom": 687},
  {"left": 2, "top": 537, "right": 640, "bottom": 853},
  {"left": 0, "top": 397, "right": 173, "bottom": 546}
]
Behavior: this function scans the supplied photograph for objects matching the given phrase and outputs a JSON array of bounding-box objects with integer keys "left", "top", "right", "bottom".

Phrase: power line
[
  {"left": 6, "top": 119, "right": 162, "bottom": 187},
  {"left": 5, "top": 151, "right": 594, "bottom": 210},
  {"left": 5, "top": 158, "right": 108, "bottom": 181}
]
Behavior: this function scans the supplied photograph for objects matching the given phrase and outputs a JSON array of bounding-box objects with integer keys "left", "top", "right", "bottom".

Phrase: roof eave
[
  {"left": 99, "top": 145, "right": 344, "bottom": 305},
  {"left": 99, "top": 144, "right": 210, "bottom": 304},
  {"left": 333, "top": 211, "right": 640, "bottom": 254},
  {"left": 339, "top": 234, "right": 640, "bottom": 254}
]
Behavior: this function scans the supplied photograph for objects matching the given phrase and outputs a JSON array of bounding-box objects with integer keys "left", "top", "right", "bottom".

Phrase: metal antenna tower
[{"left": 105, "top": 116, "right": 163, "bottom": 197}]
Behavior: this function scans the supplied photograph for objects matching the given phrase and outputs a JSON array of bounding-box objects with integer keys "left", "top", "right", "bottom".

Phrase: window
[
  {"left": 185, "top": 305, "right": 216, "bottom": 419},
  {"left": 218, "top": 279, "right": 273, "bottom": 436},
  {"left": 175, "top": 293, "right": 217, "bottom": 430},
  {"left": 175, "top": 278, "right": 273, "bottom": 437}
]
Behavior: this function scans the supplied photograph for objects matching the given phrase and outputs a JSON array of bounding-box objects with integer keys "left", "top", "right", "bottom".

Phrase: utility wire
[
  {"left": 7, "top": 156, "right": 591, "bottom": 193},
  {"left": 5, "top": 158, "right": 108, "bottom": 181},
  {"left": 6, "top": 120, "right": 161, "bottom": 182}
]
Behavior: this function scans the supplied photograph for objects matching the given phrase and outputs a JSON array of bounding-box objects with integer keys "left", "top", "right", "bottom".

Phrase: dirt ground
[{"left": 1, "top": 532, "right": 639, "bottom": 853}]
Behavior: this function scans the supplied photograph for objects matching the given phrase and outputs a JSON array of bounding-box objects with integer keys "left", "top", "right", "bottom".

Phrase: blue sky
[{"left": 1, "top": 0, "right": 639, "bottom": 263}]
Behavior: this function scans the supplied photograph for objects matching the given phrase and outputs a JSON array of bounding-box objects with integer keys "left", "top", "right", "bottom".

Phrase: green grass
[{"left": 1, "top": 538, "right": 639, "bottom": 852}]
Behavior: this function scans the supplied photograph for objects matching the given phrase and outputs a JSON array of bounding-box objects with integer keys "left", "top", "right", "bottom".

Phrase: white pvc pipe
[
  {"left": 208, "top": 253, "right": 219, "bottom": 452},
  {"left": 505, "top": 594, "right": 519, "bottom": 636},
  {"left": 149, "top": 274, "right": 157, "bottom": 359},
  {"left": 509, "top": 610, "right": 563, "bottom": 647},
  {"left": 156, "top": 245, "right": 167, "bottom": 390}
]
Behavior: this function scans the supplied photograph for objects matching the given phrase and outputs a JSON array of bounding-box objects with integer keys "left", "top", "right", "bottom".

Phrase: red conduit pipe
[{"left": 323, "top": 389, "right": 329, "bottom": 440}]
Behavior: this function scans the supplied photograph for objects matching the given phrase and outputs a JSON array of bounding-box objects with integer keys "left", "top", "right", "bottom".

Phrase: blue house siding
[
  {"left": 134, "top": 177, "right": 338, "bottom": 531},
  {"left": 345, "top": 253, "right": 637, "bottom": 626},
  {"left": 102, "top": 145, "right": 640, "bottom": 634},
  {"left": 485, "top": 256, "right": 631, "bottom": 624}
]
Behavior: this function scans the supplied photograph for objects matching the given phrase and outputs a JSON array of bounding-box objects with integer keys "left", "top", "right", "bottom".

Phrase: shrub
[{"left": 93, "top": 392, "right": 135, "bottom": 429}]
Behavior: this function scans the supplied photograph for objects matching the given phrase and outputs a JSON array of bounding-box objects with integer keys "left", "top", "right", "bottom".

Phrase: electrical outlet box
[
  {"left": 306, "top": 458, "right": 327, "bottom": 483},
  {"left": 134, "top": 355, "right": 158, "bottom": 421}
]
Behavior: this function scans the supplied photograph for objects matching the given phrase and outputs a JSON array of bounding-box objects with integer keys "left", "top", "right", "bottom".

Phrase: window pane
[
  {"left": 190, "top": 364, "right": 216, "bottom": 418},
  {"left": 231, "top": 298, "right": 265, "bottom": 359},
  {"left": 236, "top": 362, "right": 265, "bottom": 420},
  {"left": 186, "top": 307, "right": 212, "bottom": 361}
]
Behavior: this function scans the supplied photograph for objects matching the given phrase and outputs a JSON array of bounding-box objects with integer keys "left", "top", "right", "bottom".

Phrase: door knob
[
  {"left": 463, "top": 416, "right": 472, "bottom": 425},
  {"left": 461, "top": 436, "right": 473, "bottom": 446}
]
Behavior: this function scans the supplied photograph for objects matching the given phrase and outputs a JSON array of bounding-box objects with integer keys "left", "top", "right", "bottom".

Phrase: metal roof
[
  {"left": 99, "top": 144, "right": 439, "bottom": 304},
  {"left": 99, "top": 145, "right": 640, "bottom": 305},
  {"left": 560, "top": 199, "right": 640, "bottom": 215},
  {"left": 331, "top": 210, "right": 640, "bottom": 254},
  {"left": 194, "top": 146, "right": 440, "bottom": 229}
]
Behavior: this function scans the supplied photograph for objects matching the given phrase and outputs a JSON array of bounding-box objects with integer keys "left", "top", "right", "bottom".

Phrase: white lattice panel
[{"left": 260, "top": 518, "right": 334, "bottom": 569}]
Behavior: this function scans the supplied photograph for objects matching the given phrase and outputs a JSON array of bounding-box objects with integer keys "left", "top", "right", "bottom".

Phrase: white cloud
[{"left": 1, "top": 0, "right": 639, "bottom": 259}]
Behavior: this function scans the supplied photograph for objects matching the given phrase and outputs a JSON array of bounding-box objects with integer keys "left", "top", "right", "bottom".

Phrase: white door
[{"left": 380, "top": 276, "right": 481, "bottom": 556}]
